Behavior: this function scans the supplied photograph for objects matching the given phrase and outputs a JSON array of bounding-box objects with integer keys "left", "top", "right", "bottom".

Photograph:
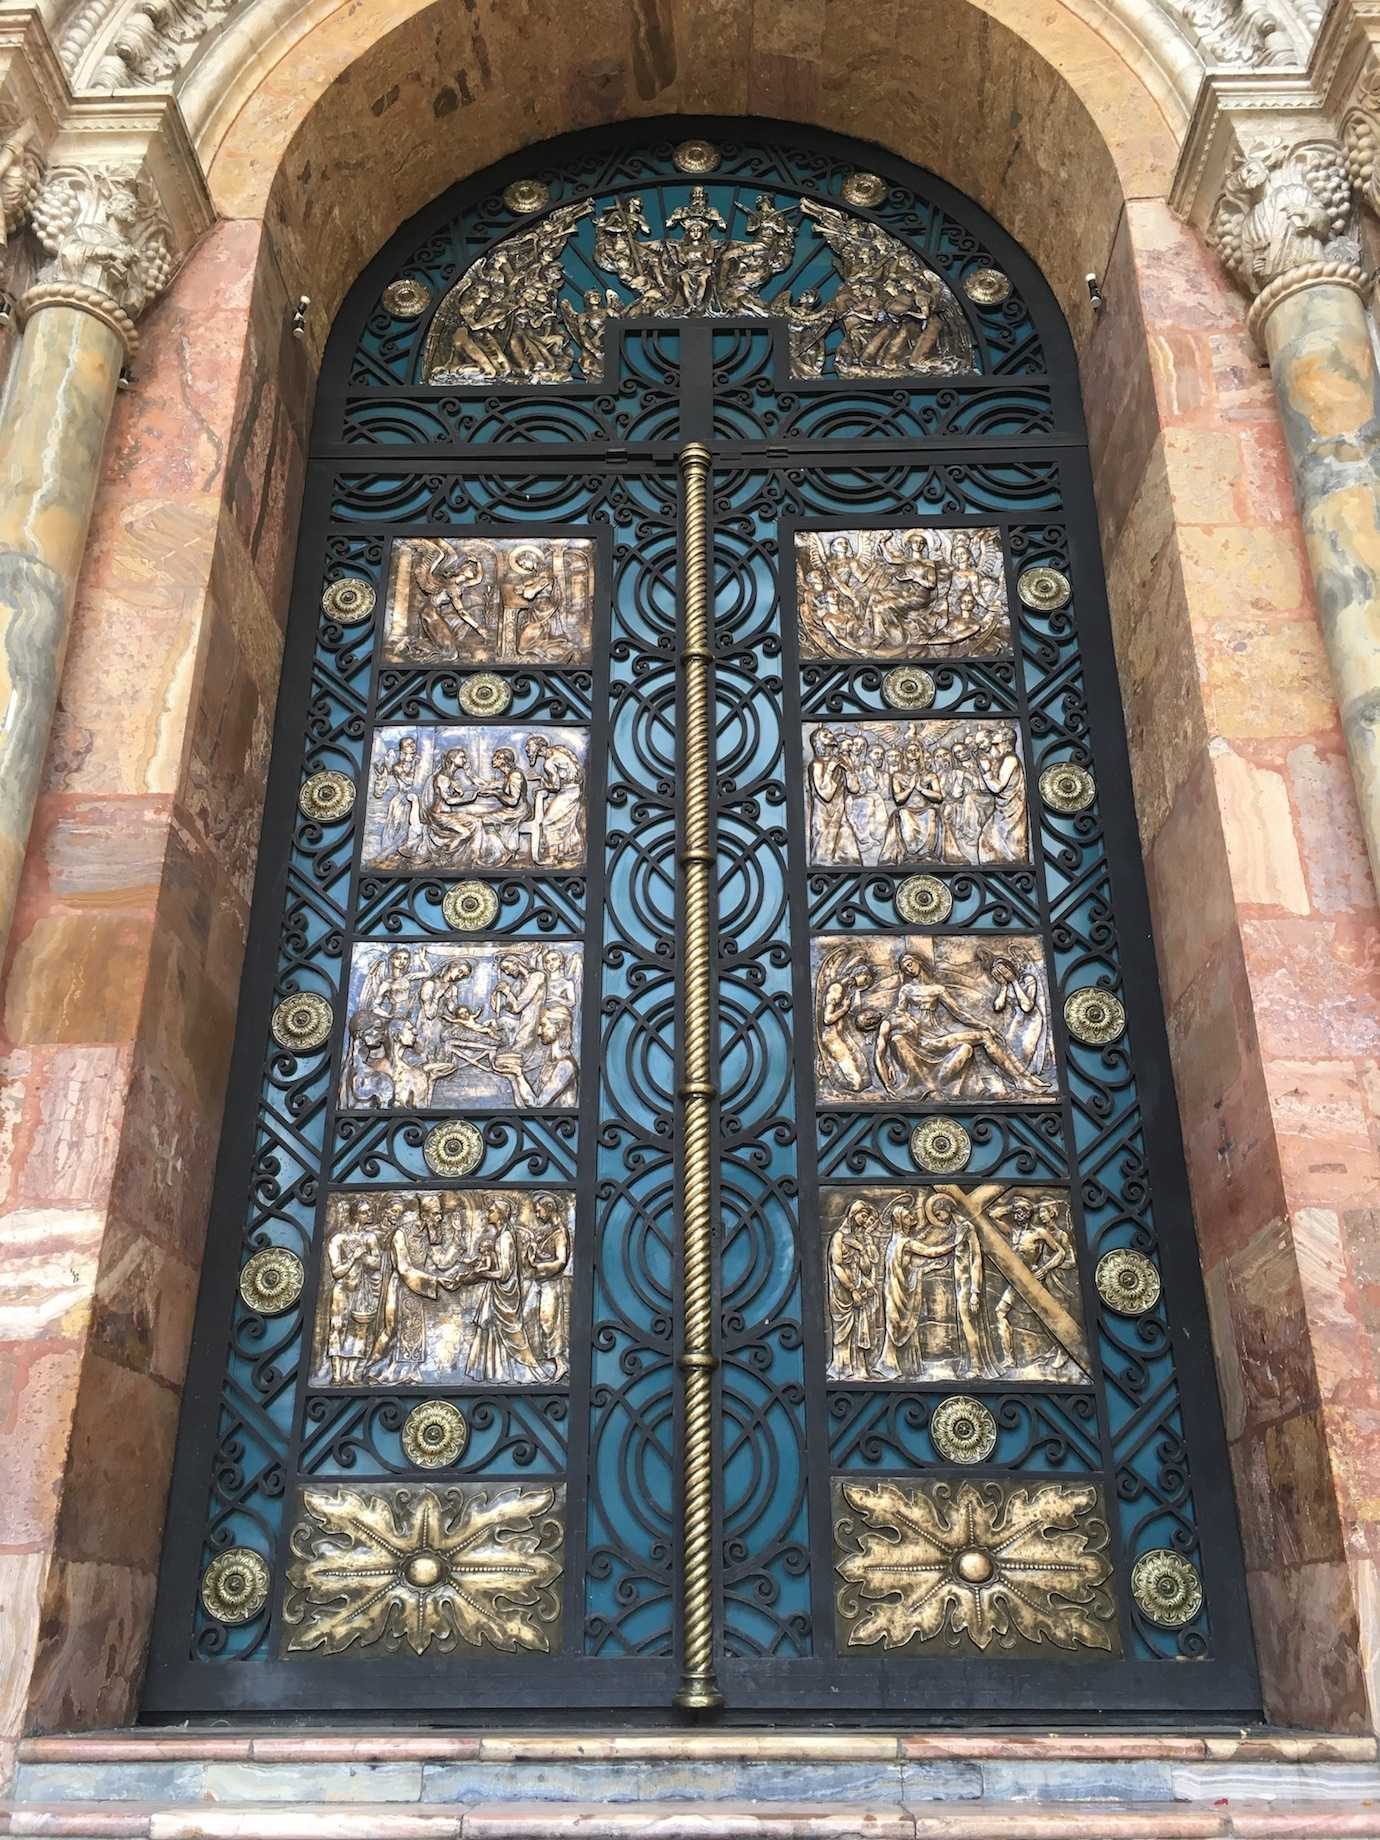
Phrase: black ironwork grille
[{"left": 145, "top": 119, "right": 1259, "bottom": 1721}]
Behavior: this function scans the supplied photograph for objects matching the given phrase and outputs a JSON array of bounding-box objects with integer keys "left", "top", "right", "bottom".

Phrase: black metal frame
[{"left": 143, "top": 116, "right": 1260, "bottom": 1724}]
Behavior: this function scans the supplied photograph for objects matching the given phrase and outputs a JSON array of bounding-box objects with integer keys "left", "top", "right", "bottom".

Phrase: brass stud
[
  {"left": 910, "top": 1116, "right": 971, "bottom": 1174},
  {"left": 1017, "top": 565, "right": 1071, "bottom": 612},
  {"left": 1131, "top": 1549, "right": 1203, "bottom": 1628},
  {"left": 895, "top": 874, "right": 953, "bottom": 926},
  {"left": 1095, "top": 1248, "right": 1161, "bottom": 1316},
  {"left": 382, "top": 277, "right": 432, "bottom": 318},
  {"left": 882, "top": 664, "right": 937, "bottom": 711},
  {"left": 442, "top": 881, "right": 500, "bottom": 932},
  {"left": 503, "top": 177, "right": 550, "bottom": 214},
  {"left": 271, "top": 992, "right": 333, "bottom": 1053},
  {"left": 964, "top": 266, "right": 1012, "bottom": 305},
  {"left": 841, "top": 170, "right": 887, "bottom": 208},
  {"left": 1064, "top": 986, "right": 1126, "bottom": 1046},
  {"left": 929, "top": 1395, "right": 998, "bottom": 1464},
  {"left": 457, "top": 672, "right": 512, "bottom": 717},
  {"left": 1039, "top": 761, "right": 1096, "bottom": 815},
  {"left": 402, "top": 1400, "right": 469, "bottom": 1469},
  {"left": 423, "top": 1119, "right": 484, "bottom": 1178},
  {"left": 200, "top": 1548, "right": 270, "bottom": 1625},
  {"left": 239, "top": 1247, "right": 305, "bottom": 1316},
  {"left": 673, "top": 139, "right": 721, "bottom": 174},
  {"left": 298, "top": 770, "right": 356, "bottom": 824},
  {"left": 321, "top": 576, "right": 376, "bottom": 625}
]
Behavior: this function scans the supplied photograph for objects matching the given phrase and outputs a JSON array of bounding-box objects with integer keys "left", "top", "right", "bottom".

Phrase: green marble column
[
  {"left": 0, "top": 303, "right": 123, "bottom": 958},
  {"left": 1262, "top": 278, "right": 1380, "bottom": 898}
]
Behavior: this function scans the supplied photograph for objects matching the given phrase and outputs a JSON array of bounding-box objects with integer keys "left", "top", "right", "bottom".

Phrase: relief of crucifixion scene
[
  {"left": 310, "top": 1188, "right": 573, "bottom": 1388},
  {"left": 340, "top": 941, "right": 582, "bottom": 1112},
  {"left": 796, "top": 526, "right": 1012, "bottom": 661},
  {"left": 822, "top": 1183, "right": 1088, "bottom": 1386},
  {"left": 812, "top": 933, "right": 1058, "bottom": 1106},
  {"left": 804, "top": 718, "right": 1028, "bottom": 868},
  {"left": 382, "top": 537, "right": 595, "bottom": 668},
  {"left": 362, "top": 725, "right": 588, "bottom": 872}
]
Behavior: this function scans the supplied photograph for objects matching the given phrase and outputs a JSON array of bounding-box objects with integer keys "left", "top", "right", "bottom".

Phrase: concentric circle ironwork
[
  {"left": 442, "top": 881, "right": 500, "bottom": 931},
  {"left": 200, "top": 1549, "right": 270, "bottom": 1625},
  {"left": 402, "top": 1400, "right": 470, "bottom": 1469},
  {"left": 895, "top": 874, "right": 952, "bottom": 925},
  {"left": 321, "top": 576, "right": 375, "bottom": 624},
  {"left": 1131, "top": 1550, "right": 1203, "bottom": 1628},
  {"left": 270, "top": 992, "right": 333, "bottom": 1052},
  {"left": 238, "top": 1247, "right": 304, "bottom": 1315},
  {"left": 458, "top": 672, "right": 513, "bottom": 717},
  {"left": 1096, "top": 1248, "right": 1161, "bottom": 1316},
  {"left": 882, "top": 664, "right": 936, "bottom": 710},
  {"left": 910, "top": 1116, "right": 971, "bottom": 1173},
  {"left": 423, "top": 1119, "right": 484, "bottom": 1178},
  {"left": 1039, "top": 761, "right": 1096, "bottom": 814},
  {"left": 1064, "top": 986, "right": 1126, "bottom": 1046},
  {"left": 298, "top": 770, "right": 356, "bottom": 823},
  {"left": 929, "top": 1396, "right": 998, "bottom": 1464}
]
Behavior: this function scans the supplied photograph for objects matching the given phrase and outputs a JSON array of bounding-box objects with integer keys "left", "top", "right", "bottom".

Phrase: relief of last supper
[
  {"left": 341, "top": 941, "right": 581, "bottom": 1111},
  {"left": 806, "top": 719, "right": 1029, "bottom": 869},
  {"left": 796, "top": 527, "right": 1012, "bottom": 660},
  {"left": 823, "top": 1183, "right": 1088, "bottom": 1385},
  {"left": 382, "top": 537, "right": 594, "bottom": 668},
  {"left": 310, "top": 1188, "right": 573, "bottom": 1387},
  {"left": 363, "top": 725, "right": 588, "bottom": 872},
  {"left": 812, "top": 933, "right": 1058, "bottom": 1106}
]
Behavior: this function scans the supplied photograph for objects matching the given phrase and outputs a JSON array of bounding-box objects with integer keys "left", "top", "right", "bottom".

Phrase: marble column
[
  {"left": 0, "top": 161, "right": 172, "bottom": 964},
  {"left": 1209, "top": 136, "right": 1380, "bottom": 897}
]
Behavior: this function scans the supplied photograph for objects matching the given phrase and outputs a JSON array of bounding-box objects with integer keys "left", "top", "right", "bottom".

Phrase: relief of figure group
[
  {"left": 312, "top": 1188, "right": 573, "bottom": 1388},
  {"left": 364, "top": 725, "right": 587, "bottom": 873},
  {"left": 342, "top": 942, "right": 581, "bottom": 1112},
  {"left": 796, "top": 527, "right": 1011, "bottom": 661},
  {"left": 813, "top": 933, "right": 1057, "bottom": 1106},
  {"left": 824, "top": 1183, "right": 1087, "bottom": 1386},
  {"left": 383, "top": 537, "right": 594, "bottom": 669},
  {"left": 807, "top": 718, "right": 1028, "bottom": 869}
]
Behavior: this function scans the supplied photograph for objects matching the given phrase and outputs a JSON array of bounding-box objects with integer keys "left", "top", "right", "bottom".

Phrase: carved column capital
[
  {"left": 20, "top": 158, "right": 171, "bottom": 347},
  {"left": 1342, "top": 65, "right": 1380, "bottom": 212},
  {"left": 1206, "top": 133, "right": 1365, "bottom": 342},
  {"left": 0, "top": 114, "right": 43, "bottom": 243}
]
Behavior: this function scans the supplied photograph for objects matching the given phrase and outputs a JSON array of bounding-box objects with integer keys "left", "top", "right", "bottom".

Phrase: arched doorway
[{"left": 144, "top": 118, "right": 1257, "bottom": 1721}]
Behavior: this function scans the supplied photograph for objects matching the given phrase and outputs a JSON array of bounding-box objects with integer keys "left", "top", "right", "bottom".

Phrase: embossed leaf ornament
[
  {"left": 285, "top": 1484, "right": 562, "bottom": 1655},
  {"left": 836, "top": 1479, "right": 1114, "bottom": 1652}
]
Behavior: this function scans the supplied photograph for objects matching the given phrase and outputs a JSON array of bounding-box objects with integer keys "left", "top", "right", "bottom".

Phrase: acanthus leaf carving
[
  {"left": 1342, "top": 68, "right": 1380, "bottom": 221},
  {"left": 1162, "top": 0, "right": 1297, "bottom": 67},
  {"left": 0, "top": 120, "right": 44, "bottom": 248},
  {"left": 87, "top": 0, "right": 241, "bottom": 91},
  {"left": 26, "top": 163, "right": 174, "bottom": 332},
  {"left": 1207, "top": 136, "right": 1359, "bottom": 302}
]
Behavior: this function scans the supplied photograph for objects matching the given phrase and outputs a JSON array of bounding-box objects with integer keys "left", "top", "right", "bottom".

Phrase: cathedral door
[{"left": 146, "top": 120, "right": 1259, "bottom": 1721}]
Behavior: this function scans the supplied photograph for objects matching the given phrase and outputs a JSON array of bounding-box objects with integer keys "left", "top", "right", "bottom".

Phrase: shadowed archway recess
[{"left": 2, "top": 0, "right": 1379, "bottom": 1755}]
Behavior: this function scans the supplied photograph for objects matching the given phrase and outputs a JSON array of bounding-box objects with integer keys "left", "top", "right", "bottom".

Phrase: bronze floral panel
[
  {"left": 804, "top": 719, "right": 1028, "bottom": 868},
  {"left": 283, "top": 1482, "right": 564, "bottom": 1657},
  {"left": 796, "top": 527, "right": 1012, "bottom": 661},
  {"left": 822, "top": 1183, "right": 1089, "bottom": 1385},
  {"left": 341, "top": 941, "right": 582, "bottom": 1111},
  {"left": 833, "top": 1478, "right": 1118, "bottom": 1658},
  {"left": 812, "top": 932, "right": 1058, "bottom": 1106},
  {"left": 382, "top": 537, "right": 595, "bottom": 668},
  {"left": 363, "top": 724, "right": 588, "bottom": 873},
  {"left": 309, "top": 1187, "right": 574, "bottom": 1388}
]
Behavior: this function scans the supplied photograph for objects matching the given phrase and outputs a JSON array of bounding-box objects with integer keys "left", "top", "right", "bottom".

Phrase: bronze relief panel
[
  {"left": 805, "top": 717, "right": 1028, "bottom": 868},
  {"left": 822, "top": 1183, "right": 1088, "bottom": 1385},
  {"left": 363, "top": 724, "right": 588, "bottom": 872},
  {"left": 310, "top": 1188, "right": 573, "bottom": 1388},
  {"left": 341, "top": 941, "right": 582, "bottom": 1112},
  {"left": 383, "top": 537, "right": 595, "bottom": 668},
  {"left": 283, "top": 1482, "right": 564, "bottom": 1657},
  {"left": 812, "top": 933, "right": 1058, "bottom": 1106},
  {"left": 833, "top": 1478, "right": 1118, "bottom": 1658},
  {"left": 796, "top": 527, "right": 1012, "bottom": 661}
]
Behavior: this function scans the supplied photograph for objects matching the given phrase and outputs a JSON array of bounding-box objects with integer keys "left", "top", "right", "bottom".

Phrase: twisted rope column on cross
[{"left": 674, "top": 440, "right": 723, "bottom": 1715}]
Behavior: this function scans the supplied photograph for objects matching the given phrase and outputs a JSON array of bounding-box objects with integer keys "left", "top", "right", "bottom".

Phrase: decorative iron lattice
[{"left": 146, "top": 119, "right": 1257, "bottom": 1720}]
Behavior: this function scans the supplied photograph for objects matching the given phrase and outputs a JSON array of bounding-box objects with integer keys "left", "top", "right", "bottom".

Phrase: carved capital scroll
[{"left": 21, "top": 161, "right": 174, "bottom": 351}]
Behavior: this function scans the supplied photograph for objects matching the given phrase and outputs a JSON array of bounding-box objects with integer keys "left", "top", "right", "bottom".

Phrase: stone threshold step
[
  {"left": 17, "top": 1733, "right": 1378, "bottom": 1766},
  {"left": 4, "top": 1800, "right": 1380, "bottom": 1839}
]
